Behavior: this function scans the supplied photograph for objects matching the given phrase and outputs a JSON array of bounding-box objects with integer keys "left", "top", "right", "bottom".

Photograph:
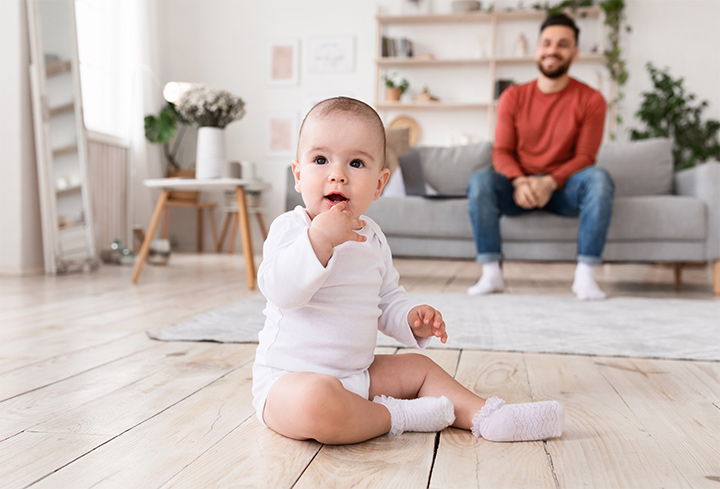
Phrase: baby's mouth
[{"left": 325, "top": 193, "right": 348, "bottom": 205}]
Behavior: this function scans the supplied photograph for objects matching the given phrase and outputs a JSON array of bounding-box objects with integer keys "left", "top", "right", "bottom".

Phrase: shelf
[
  {"left": 377, "top": 6, "right": 600, "bottom": 24},
  {"left": 52, "top": 143, "right": 78, "bottom": 158},
  {"left": 378, "top": 53, "right": 605, "bottom": 67},
  {"left": 46, "top": 60, "right": 72, "bottom": 78},
  {"left": 56, "top": 184, "right": 82, "bottom": 196},
  {"left": 376, "top": 102, "right": 493, "bottom": 110},
  {"left": 378, "top": 57, "right": 491, "bottom": 66},
  {"left": 495, "top": 53, "right": 605, "bottom": 64},
  {"left": 49, "top": 100, "right": 75, "bottom": 117}
]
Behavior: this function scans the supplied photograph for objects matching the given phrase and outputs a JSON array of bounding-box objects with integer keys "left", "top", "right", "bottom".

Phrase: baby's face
[{"left": 292, "top": 113, "right": 389, "bottom": 220}]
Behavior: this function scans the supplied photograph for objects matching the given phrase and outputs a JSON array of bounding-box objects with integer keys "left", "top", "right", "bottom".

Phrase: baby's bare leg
[
  {"left": 369, "top": 353, "right": 485, "bottom": 429},
  {"left": 263, "top": 372, "right": 391, "bottom": 445}
]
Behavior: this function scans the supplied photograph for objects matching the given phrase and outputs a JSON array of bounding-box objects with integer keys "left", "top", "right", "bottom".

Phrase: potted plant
[
  {"left": 144, "top": 102, "right": 188, "bottom": 175},
  {"left": 630, "top": 63, "right": 720, "bottom": 171},
  {"left": 175, "top": 85, "right": 246, "bottom": 179},
  {"left": 383, "top": 73, "right": 409, "bottom": 102}
]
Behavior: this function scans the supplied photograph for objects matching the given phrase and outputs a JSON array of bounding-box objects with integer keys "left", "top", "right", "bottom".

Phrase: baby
[{"left": 252, "top": 96, "right": 564, "bottom": 444}]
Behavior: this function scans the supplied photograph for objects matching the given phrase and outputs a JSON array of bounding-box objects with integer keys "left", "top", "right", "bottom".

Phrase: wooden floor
[{"left": 1, "top": 254, "right": 718, "bottom": 488}]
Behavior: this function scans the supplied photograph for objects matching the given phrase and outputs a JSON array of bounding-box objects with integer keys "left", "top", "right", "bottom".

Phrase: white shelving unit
[{"left": 375, "top": 6, "right": 612, "bottom": 142}]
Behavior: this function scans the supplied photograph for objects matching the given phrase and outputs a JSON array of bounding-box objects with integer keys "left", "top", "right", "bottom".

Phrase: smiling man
[{"left": 467, "top": 13, "right": 615, "bottom": 301}]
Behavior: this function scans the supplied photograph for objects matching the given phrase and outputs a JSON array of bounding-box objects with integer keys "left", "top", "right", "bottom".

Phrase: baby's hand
[
  {"left": 408, "top": 305, "right": 447, "bottom": 343},
  {"left": 308, "top": 201, "right": 366, "bottom": 266}
]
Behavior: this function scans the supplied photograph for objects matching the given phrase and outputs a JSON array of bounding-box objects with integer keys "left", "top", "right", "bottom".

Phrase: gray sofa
[{"left": 286, "top": 138, "right": 720, "bottom": 293}]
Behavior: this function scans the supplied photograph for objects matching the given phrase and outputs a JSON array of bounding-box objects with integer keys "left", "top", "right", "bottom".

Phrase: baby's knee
[{"left": 274, "top": 374, "right": 347, "bottom": 438}]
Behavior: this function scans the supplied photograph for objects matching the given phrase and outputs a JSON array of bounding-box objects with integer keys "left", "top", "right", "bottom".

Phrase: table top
[{"left": 143, "top": 177, "right": 272, "bottom": 192}]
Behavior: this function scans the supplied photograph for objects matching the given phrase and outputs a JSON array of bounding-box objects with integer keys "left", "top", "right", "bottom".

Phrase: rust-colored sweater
[{"left": 493, "top": 78, "right": 606, "bottom": 189}]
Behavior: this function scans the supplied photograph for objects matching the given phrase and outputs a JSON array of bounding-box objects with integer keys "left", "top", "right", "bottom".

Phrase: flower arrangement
[
  {"left": 176, "top": 85, "right": 246, "bottom": 129},
  {"left": 383, "top": 73, "right": 410, "bottom": 94}
]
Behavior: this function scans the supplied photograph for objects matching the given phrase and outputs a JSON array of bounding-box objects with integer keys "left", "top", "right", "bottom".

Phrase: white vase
[{"left": 195, "top": 127, "right": 225, "bottom": 179}]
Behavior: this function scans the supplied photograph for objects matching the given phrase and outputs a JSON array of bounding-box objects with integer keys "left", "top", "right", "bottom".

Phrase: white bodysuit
[{"left": 252, "top": 206, "right": 428, "bottom": 423}]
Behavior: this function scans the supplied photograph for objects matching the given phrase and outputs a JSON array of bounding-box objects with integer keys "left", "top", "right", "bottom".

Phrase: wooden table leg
[
  {"left": 235, "top": 187, "right": 256, "bottom": 289},
  {"left": 217, "top": 213, "right": 232, "bottom": 253},
  {"left": 197, "top": 208, "right": 204, "bottom": 253},
  {"left": 132, "top": 190, "right": 169, "bottom": 283}
]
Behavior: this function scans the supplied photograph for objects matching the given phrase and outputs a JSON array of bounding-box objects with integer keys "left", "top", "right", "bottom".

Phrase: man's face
[
  {"left": 535, "top": 25, "right": 578, "bottom": 79},
  {"left": 292, "top": 112, "right": 389, "bottom": 221}
]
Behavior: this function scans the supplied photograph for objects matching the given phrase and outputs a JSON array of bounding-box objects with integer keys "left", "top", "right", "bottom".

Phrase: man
[{"left": 467, "top": 13, "right": 614, "bottom": 300}]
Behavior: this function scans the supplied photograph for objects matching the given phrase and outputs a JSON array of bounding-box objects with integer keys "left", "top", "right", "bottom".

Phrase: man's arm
[
  {"left": 549, "top": 91, "right": 607, "bottom": 188},
  {"left": 492, "top": 87, "right": 526, "bottom": 181}
]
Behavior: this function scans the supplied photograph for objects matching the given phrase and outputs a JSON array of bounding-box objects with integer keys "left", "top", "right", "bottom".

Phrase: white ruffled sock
[
  {"left": 471, "top": 397, "right": 565, "bottom": 442},
  {"left": 572, "top": 262, "right": 606, "bottom": 301},
  {"left": 468, "top": 261, "right": 505, "bottom": 295},
  {"left": 373, "top": 395, "right": 456, "bottom": 436}
]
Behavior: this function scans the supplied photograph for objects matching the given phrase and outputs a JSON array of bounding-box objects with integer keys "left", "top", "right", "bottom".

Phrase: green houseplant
[
  {"left": 630, "top": 63, "right": 720, "bottom": 171},
  {"left": 144, "top": 102, "right": 188, "bottom": 173},
  {"left": 383, "top": 73, "right": 410, "bottom": 102}
]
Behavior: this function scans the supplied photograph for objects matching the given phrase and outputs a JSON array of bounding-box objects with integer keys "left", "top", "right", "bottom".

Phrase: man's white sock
[
  {"left": 471, "top": 397, "right": 565, "bottom": 442},
  {"left": 373, "top": 395, "right": 455, "bottom": 436},
  {"left": 572, "top": 262, "right": 606, "bottom": 300},
  {"left": 468, "top": 261, "right": 505, "bottom": 295}
]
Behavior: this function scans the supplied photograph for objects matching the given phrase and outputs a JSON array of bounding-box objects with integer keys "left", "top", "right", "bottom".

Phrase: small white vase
[{"left": 195, "top": 127, "right": 225, "bottom": 179}]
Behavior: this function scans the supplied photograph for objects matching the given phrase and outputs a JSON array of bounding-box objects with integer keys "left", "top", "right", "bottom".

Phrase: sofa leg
[
  {"left": 673, "top": 263, "right": 683, "bottom": 290},
  {"left": 714, "top": 261, "right": 720, "bottom": 296}
]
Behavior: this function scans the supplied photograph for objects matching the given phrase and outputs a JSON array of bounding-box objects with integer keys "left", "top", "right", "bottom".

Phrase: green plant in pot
[
  {"left": 630, "top": 62, "right": 720, "bottom": 171},
  {"left": 144, "top": 102, "right": 189, "bottom": 174},
  {"left": 383, "top": 73, "right": 409, "bottom": 102}
]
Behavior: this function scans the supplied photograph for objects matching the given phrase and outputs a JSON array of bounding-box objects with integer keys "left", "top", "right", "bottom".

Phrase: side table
[{"left": 132, "top": 178, "right": 271, "bottom": 289}]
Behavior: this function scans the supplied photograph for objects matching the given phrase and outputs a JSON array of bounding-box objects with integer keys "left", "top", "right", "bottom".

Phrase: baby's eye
[
  {"left": 350, "top": 159, "right": 365, "bottom": 168},
  {"left": 314, "top": 156, "right": 327, "bottom": 165}
]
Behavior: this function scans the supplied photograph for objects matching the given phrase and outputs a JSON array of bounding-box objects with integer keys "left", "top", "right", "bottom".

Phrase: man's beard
[{"left": 537, "top": 56, "right": 572, "bottom": 79}]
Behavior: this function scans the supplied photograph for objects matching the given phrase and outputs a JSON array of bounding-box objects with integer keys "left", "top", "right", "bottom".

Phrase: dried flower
[{"left": 177, "top": 85, "right": 246, "bottom": 128}]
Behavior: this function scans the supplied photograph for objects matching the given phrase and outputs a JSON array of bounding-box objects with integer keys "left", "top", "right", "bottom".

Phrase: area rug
[{"left": 148, "top": 293, "right": 720, "bottom": 361}]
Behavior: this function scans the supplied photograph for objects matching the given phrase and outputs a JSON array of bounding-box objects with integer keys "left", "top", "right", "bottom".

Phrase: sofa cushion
[
  {"left": 385, "top": 127, "right": 411, "bottom": 176},
  {"left": 596, "top": 138, "right": 673, "bottom": 197},
  {"left": 499, "top": 196, "right": 706, "bottom": 241},
  {"left": 417, "top": 142, "right": 493, "bottom": 196},
  {"left": 369, "top": 195, "right": 706, "bottom": 243}
]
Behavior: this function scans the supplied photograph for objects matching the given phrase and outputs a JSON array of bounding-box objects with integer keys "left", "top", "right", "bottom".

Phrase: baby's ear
[
  {"left": 374, "top": 168, "right": 391, "bottom": 200},
  {"left": 291, "top": 160, "right": 301, "bottom": 193}
]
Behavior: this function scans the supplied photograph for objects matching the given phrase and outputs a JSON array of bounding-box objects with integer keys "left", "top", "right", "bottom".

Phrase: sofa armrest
[{"left": 675, "top": 161, "right": 720, "bottom": 260}]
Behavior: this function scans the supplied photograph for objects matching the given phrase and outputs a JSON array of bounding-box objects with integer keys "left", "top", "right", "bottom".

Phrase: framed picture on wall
[
  {"left": 308, "top": 37, "right": 355, "bottom": 73},
  {"left": 266, "top": 113, "right": 298, "bottom": 156},
  {"left": 267, "top": 39, "right": 299, "bottom": 86}
]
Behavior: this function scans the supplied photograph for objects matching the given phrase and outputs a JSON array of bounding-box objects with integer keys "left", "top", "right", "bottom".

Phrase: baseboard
[{"left": 0, "top": 265, "right": 45, "bottom": 276}]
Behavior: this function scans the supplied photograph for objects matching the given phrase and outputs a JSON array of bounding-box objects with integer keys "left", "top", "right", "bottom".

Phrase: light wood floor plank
[
  {"left": 430, "top": 351, "right": 557, "bottom": 489},
  {"left": 29, "top": 343, "right": 256, "bottom": 436},
  {"left": 28, "top": 363, "right": 256, "bottom": 489},
  {"left": 595, "top": 357, "right": 720, "bottom": 489},
  {"left": 524, "top": 353, "right": 694, "bottom": 489},
  {"left": 160, "top": 417, "right": 321, "bottom": 489}
]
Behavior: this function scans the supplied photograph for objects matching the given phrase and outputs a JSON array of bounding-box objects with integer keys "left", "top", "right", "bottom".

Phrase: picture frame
[
  {"left": 308, "top": 37, "right": 355, "bottom": 73},
  {"left": 267, "top": 39, "right": 299, "bottom": 86},
  {"left": 266, "top": 113, "right": 298, "bottom": 156}
]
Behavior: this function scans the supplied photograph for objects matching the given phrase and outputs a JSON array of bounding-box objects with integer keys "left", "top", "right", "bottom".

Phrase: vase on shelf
[
  {"left": 195, "top": 126, "right": 225, "bottom": 179},
  {"left": 385, "top": 87, "right": 403, "bottom": 102}
]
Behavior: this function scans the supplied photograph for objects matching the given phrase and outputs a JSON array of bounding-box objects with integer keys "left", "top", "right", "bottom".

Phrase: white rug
[{"left": 148, "top": 293, "right": 720, "bottom": 361}]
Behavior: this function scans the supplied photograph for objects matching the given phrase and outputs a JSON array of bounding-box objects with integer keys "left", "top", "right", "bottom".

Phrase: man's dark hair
[{"left": 540, "top": 13, "right": 580, "bottom": 44}]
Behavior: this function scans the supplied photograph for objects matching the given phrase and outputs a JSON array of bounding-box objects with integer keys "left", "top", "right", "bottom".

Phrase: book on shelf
[{"left": 381, "top": 36, "right": 414, "bottom": 58}]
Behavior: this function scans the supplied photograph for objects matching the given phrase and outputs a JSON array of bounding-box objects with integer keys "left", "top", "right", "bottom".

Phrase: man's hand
[
  {"left": 408, "top": 305, "right": 447, "bottom": 343},
  {"left": 527, "top": 175, "right": 557, "bottom": 208},
  {"left": 308, "top": 201, "right": 366, "bottom": 266},
  {"left": 513, "top": 177, "right": 538, "bottom": 209}
]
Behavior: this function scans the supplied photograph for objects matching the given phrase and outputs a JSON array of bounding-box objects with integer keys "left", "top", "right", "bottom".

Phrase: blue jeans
[{"left": 467, "top": 167, "right": 615, "bottom": 265}]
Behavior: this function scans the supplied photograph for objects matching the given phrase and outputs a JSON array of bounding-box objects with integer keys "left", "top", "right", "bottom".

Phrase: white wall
[
  {"left": 3, "top": 0, "right": 718, "bottom": 270},
  {"left": 154, "top": 0, "right": 720, "bottom": 252},
  {"left": 0, "top": 0, "right": 44, "bottom": 275}
]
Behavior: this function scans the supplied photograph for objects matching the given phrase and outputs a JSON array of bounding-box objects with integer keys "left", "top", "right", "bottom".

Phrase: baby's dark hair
[
  {"left": 540, "top": 13, "right": 580, "bottom": 44},
  {"left": 298, "top": 97, "right": 387, "bottom": 168}
]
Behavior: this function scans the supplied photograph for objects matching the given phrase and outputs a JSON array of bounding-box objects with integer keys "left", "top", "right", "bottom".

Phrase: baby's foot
[
  {"left": 373, "top": 395, "right": 455, "bottom": 436},
  {"left": 471, "top": 397, "right": 564, "bottom": 442}
]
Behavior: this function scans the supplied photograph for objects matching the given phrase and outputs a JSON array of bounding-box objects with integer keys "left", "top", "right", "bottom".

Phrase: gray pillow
[
  {"left": 596, "top": 138, "right": 673, "bottom": 197},
  {"left": 417, "top": 142, "right": 493, "bottom": 196}
]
